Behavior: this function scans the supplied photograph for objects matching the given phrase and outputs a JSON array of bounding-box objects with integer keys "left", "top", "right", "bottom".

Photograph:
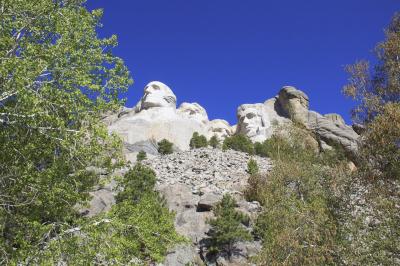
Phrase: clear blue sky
[{"left": 86, "top": 0, "right": 398, "bottom": 125}]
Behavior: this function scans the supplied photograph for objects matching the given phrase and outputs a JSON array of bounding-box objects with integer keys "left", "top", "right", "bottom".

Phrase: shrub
[
  {"left": 207, "top": 194, "right": 252, "bottom": 258},
  {"left": 157, "top": 139, "right": 174, "bottom": 155},
  {"left": 136, "top": 151, "right": 147, "bottom": 162},
  {"left": 222, "top": 134, "right": 254, "bottom": 154},
  {"left": 209, "top": 135, "right": 220, "bottom": 148},
  {"left": 247, "top": 158, "right": 259, "bottom": 175},
  {"left": 254, "top": 141, "right": 268, "bottom": 157},
  {"left": 189, "top": 132, "right": 208, "bottom": 149}
]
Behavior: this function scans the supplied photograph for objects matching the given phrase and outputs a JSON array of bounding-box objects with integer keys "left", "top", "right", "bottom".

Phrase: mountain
[{"left": 107, "top": 81, "right": 359, "bottom": 161}]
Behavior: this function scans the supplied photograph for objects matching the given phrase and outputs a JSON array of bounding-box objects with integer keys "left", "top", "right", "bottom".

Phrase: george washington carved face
[{"left": 140, "top": 81, "right": 177, "bottom": 111}]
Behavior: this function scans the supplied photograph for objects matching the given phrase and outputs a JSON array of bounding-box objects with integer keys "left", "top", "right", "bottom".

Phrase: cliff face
[
  {"left": 106, "top": 81, "right": 359, "bottom": 160},
  {"left": 98, "top": 81, "right": 362, "bottom": 265}
]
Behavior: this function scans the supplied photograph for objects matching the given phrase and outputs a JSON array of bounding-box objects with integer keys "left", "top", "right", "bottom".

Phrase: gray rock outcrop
[
  {"left": 144, "top": 148, "right": 271, "bottom": 265},
  {"left": 236, "top": 86, "right": 360, "bottom": 156}
]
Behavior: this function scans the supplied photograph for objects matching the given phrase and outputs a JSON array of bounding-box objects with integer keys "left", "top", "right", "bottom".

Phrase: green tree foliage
[
  {"left": 222, "top": 134, "right": 254, "bottom": 154},
  {"left": 115, "top": 163, "right": 157, "bottom": 203},
  {"left": 359, "top": 103, "right": 400, "bottom": 179},
  {"left": 157, "top": 139, "right": 174, "bottom": 155},
  {"left": 247, "top": 158, "right": 259, "bottom": 176},
  {"left": 136, "top": 150, "right": 147, "bottom": 162},
  {"left": 338, "top": 15, "right": 400, "bottom": 264},
  {"left": 247, "top": 124, "right": 346, "bottom": 265},
  {"left": 0, "top": 0, "right": 132, "bottom": 262},
  {"left": 189, "top": 132, "right": 208, "bottom": 149},
  {"left": 254, "top": 141, "right": 268, "bottom": 157},
  {"left": 28, "top": 165, "right": 183, "bottom": 264},
  {"left": 343, "top": 13, "right": 400, "bottom": 123},
  {"left": 207, "top": 194, "right": 252, "bottom": 258},
  {"left": 209, "top": 134, "right": 220, "bottom": 148}
]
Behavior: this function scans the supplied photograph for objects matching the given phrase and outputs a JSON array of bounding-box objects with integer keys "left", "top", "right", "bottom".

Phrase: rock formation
[
  {"left": 235, "top": 86, "right": 360, "bottom": 156},
  {"left": 106, "top": 81, "right": 359, "bottom": 158},
  {"left": 145, "top": 148, "right": 270, "bottom": 265},
  {"left": 107, "top": 81, "right": 233, "bottom": 161}
]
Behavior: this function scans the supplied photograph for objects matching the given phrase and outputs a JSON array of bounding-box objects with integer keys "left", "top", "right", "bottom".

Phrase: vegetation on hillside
[
  {"left": 207, "top": 194, "right": 252, "bottom": 258},
  {"left": 209, "top": 135, "right": 220, "bottom": 148},
  {"left": 337, "top": 12, "right": 400, "bottom": 264},
  {"left": 222, "top": 134, "right": 254, "bottom": 154},
  {"left": 157, "top": 139, "right": 174, "bottom": 155},
  {"left": 0, "top": 1, "right": 181, "bottom": 263},
  {"left": 27, "top": 164, "right": 183, "bottom": 264},
  {"left": 190, "top": 132, "right": 208, "bottom": 149},
  {"left": 245, "top": 124, "right": 346, "bottom": 265}
]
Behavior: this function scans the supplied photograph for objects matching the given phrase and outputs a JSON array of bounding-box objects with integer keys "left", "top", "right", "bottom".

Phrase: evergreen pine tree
[
  {"left": 247, "top": 158, "right": 259, "bottom": 175},
  {"left": 207, "top": 194, "right": 252, "bottom": 258},
  {"left": 209, "top": 135, "right": 220, "bottom": 148},
  {"left": 157, "top": 139, "right": 174, "bottom": 155},
  {"left": 137, "top": 151, "right": 147, "bottom": 161}
]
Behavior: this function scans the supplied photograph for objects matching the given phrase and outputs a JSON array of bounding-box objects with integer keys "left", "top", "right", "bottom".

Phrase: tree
[
  {"left": 0, "top": 0, "right": 132, "bottom": 261},
  {"left": 189, "top": 131, "right": 208, "bottom": 149},
  {"left": 157, "top": 139, "right": 174, "bottom": 155},
  {"left": 209, "top": 134, "right": 220, "bottom": 148},
  {"left": 115, "top": 163, "right": 157, "bottom": 204},
  {"left": 136, "top": 150, "right": 147, "bottom": 162},
  {"left": 222, "top": 134, "right": 254, "bottom": 154},
  {"left": 343, "top": 13, "right": 400, "bottom": 180},
  {"left": 207, "top": 194, "right": 252, "bottom": 258},
  {"left": 343, "top": 13, "right": 400, "bottom": 123},
  {"left": 31, "top": 164, "right": 183, "bottom": 264},
  {"left": 360, "top": 103, "right": 400, "bottom": 179},
  {"left": 247, "top": 158, "right": 259, "bottom": 175}
]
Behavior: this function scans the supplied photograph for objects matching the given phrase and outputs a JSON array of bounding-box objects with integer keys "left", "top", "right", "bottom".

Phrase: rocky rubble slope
[{"left": 141, "top": 148, "right": 271, "bottom": 265}]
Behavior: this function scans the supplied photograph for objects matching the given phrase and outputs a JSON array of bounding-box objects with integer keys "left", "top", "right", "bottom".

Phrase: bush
[
  {"left": 222, "top": 134, "right": 254, "bottom": 154},
  {"left": 207, "top": 194, "right": 252, "bottom": 258},
  {"left": 189, "top": 132, "right": 208, "bottom": 149},
  {"left": 157, "top": 139, "right": 174, "bottom": 155},
  {"left": 209, "top": 135, "right": 220, "bottom": 148},
  {"left": 254, "top": 141, "right": 268, "bottom": 157},
  {"left": 136, "top": 151, "right": 147, "bottom": 161},
  {"left": 247, "top": 158, "right": 259, "bottom": 175}
]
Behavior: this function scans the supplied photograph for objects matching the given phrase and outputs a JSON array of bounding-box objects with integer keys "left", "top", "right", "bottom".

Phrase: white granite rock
[{"left": 108, "top": 81, "right": 220, "bottom": 156}]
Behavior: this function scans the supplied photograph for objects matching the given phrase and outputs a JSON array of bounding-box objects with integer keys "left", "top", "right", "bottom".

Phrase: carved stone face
[
  {"left": 140, "top": 81, "right": 177, "bottom": 110},
  {"left": 237, "top": 104, "right": 270, "bottom": 139},
  {"left": 178, "top": 102, "right": 208, "bottom": 124},
  {"left": 208, "top": 119, "right": 232, "bottom": 140}
]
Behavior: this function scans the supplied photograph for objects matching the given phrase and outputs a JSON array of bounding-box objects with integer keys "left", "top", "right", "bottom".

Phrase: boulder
[
  {"left": 197, "top": 192, "right": 222, "bottom": 212},
  {"left": 324, "top": 113, "right": 346, "bottom": 126},
  {"left": 306, "top": 111, "right": 359, "bottom": 156}
]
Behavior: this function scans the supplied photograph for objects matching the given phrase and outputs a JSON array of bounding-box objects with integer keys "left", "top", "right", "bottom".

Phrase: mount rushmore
[{"left": 107, "top": 81, "right": 359, "bottom": 160}]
